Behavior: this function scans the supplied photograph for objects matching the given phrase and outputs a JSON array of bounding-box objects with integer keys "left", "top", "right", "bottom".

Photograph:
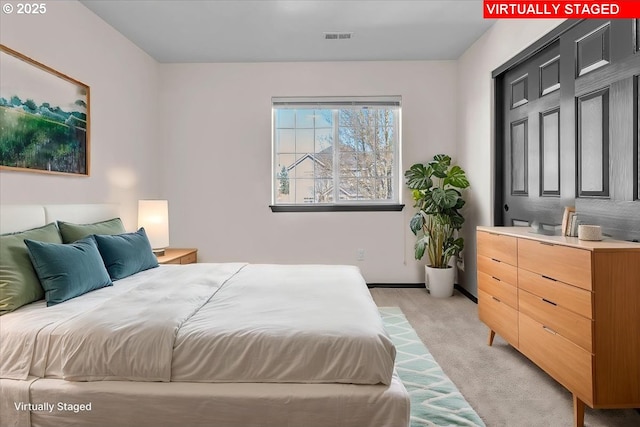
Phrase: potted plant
[{"left": 404, "top": 154, "right": 469, "bottom": 297}]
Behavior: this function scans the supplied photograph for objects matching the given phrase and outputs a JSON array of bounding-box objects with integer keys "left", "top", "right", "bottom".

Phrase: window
[{"left": 271, "top": 96, "right": 402, "bottom": 211}]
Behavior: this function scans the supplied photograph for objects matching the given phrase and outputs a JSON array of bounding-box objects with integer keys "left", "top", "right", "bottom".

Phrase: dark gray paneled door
[{"left": 497, "top": 19, "right": 640, "bottom": 240}]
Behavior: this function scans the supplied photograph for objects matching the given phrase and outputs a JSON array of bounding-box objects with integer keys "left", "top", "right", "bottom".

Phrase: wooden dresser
[{"left": 477, "top": 226, "right": 640, "bottom": 427}]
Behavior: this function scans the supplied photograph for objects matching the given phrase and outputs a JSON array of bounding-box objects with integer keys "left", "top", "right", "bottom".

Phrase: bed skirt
[{"left": 0, "top": 372, "right": 409, "bottom": 427}]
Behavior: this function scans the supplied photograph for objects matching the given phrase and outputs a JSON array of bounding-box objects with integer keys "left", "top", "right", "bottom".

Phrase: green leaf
[
  {"left": 444, "top": 165, "right": 470, "bottom": 189},
  {"left": 433, "top": 154, "right": 451, "bottom": 166},
  {"left": 415, "top": 236, "right": 427, "bottom": 260},
  {"left": 409, "top": 212, "right": 425, "bottom": 235},
  {"left": 432, "top": 188, "right": 458, "bottom": 209},
  {"left": 404, "top": 164, "right": 433, "bottom": 190}
]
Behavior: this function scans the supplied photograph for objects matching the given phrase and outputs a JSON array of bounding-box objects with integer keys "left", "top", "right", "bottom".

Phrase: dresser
[{"left": 477, "top": 226, "right": 640, "bottom": 427}]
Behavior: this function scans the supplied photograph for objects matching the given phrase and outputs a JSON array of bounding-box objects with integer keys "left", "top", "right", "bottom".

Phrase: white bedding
[{"left": 0, "top": 264, "right": 395, "bottom": 386}]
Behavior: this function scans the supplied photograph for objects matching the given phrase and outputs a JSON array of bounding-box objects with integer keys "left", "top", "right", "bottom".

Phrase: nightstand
[{"left": 157, "top": 248, "right": 198, "bottom": 265}]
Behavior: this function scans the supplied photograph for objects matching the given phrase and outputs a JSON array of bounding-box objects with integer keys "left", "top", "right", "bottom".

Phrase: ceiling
[{"left": 80, "top": 0, "right": 494, "bottom": 63}]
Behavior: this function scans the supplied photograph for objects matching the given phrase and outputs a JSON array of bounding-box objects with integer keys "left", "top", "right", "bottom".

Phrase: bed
[{"left": 0, "top": 204, "right": 410, "bottom": 427}]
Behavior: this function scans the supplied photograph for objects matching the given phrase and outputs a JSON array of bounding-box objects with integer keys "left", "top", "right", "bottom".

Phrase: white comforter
[{"left": 0, "top": 264, "right": 395, "bottom": 386}]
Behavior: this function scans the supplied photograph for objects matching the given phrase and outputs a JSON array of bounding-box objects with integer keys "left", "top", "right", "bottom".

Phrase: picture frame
[{"left": 0, "top": 45, "right": 90, "bottom": 176}]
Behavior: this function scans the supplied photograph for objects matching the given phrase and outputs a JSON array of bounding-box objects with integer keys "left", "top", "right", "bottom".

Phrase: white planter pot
[{"left": 425, "top": 265, "right": 455, "bottom": 298}]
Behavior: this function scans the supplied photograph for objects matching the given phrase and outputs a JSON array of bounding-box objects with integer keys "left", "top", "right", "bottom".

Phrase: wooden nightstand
[{"left": 157, "top": 248, "right": 198, "bottom": 265}]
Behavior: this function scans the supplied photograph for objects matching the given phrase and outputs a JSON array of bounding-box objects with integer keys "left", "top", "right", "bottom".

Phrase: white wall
[
  {"left": 160, "top": 61, "right": 458, "bottom": 283},
  {"left": 456, "top": 19, "right": 565, "bottom": 296},
  {"left": 0, "top": 1, "right": 161, "bottom": 229}
]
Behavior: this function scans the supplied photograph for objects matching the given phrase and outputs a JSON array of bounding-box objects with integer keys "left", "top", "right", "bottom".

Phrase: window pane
[
  {"left": 295, "top": 109, "right": 315, "bottom": 128},
  {"left": 276, "top": 154, "right": 295, "bottom": 172},
  {"left": 315, "top": 110, "right": 333, "bottom": 128},
  {"left": 315, "top": 128, "right": 333, "bottom": 153},
  {"left": 314, "top": 152, "right": 332, "bottom": 179},
  {"left": 295, "top": 129, "right": 314, "bottom": 153},
  {"left": 276, "top": 129, "right": 295, "bottom": 153},
  {"left": 276, "top": 109, "right": 295, "bottom": 128},
  {"left": 377, "top": 178, "right": 393, "bottom": 200},
  {"left": 314, "top": 179, "right": 333, "bottom": 203},
  {"left": 357, "top": 178, "right": 377, "bottom": 200},
  {"left": 292, "top": 154, "right": 314, "bottom": 179},
  {"left": 294, "top": 178, "right": 315, "bottom": 204},
  {"left": 277, "top": 182, "right": 293, "bottom": 203}
]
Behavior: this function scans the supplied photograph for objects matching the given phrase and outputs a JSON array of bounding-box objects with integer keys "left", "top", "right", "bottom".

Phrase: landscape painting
[{"left": 0, "top": 45, "right": 89, "bottom": 175}]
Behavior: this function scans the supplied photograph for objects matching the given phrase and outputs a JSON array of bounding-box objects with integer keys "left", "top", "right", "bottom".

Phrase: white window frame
[{"left": 270, "top": 96, "right": 403, "bottom": 212}]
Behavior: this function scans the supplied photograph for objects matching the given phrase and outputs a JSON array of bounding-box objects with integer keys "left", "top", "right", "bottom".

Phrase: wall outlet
[{"left": 356, "top": 248, "right": 365, "bottom": 261}]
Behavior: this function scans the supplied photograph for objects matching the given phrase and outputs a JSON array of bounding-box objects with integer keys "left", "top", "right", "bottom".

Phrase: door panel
[
  {"left": 577, "top": 88, "right": 609, "bottom": 197},
  {"left": 540, "top": 108, "right": 560, "bottom": 196}
]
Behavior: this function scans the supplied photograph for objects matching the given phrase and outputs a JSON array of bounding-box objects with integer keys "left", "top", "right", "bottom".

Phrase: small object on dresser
[
  {"left": 567, "top": 212, "right": 579, "bottom": 237},
  {"left": 578, "top": 225, "right": 602, "bottom": 241},
  {"left": 561, "top": 206, "right": 575, "bottom": 237}
]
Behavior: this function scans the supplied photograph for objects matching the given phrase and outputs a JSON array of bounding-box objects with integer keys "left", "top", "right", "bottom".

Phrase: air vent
[{"left": 324, "top": 32, "right": 353, "bottom": 40}]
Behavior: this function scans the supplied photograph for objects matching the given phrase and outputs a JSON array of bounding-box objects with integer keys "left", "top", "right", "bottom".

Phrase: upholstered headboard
[{"left": 0, "top": 204, "right": 120, "bottom": 234}]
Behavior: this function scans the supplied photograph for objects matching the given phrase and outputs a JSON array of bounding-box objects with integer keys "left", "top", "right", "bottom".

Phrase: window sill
[{"left": 269, "top": 204, "right": 405, "bottom": 213}]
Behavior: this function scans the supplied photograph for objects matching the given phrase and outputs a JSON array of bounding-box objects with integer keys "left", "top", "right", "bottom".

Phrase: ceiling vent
[{"left": 324, "top": 32, "right": 354, "bottom": 40}]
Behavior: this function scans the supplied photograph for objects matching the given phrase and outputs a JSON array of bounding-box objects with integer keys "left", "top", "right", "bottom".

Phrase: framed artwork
[{"left": 0, "top": 45, "right": 90, "bottom": 176}]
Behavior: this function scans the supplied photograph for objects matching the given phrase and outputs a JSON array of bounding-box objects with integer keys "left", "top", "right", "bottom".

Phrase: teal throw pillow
[
  {"left": 24, "top": 237, "right": 113, "bottom": 307},
  {"left": 94, "top": 228, "right": 159, "bottom": 280},
  {"left": 58, "top": 218, "right": 126, "bottom": 244},
  {"left": 0, "top": 223, "right": 63, "bottom": 315}
]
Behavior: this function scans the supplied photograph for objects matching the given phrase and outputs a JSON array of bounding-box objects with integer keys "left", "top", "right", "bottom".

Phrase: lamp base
[{"left": 153, "top": 249, "right": 166, "bottom": 257}]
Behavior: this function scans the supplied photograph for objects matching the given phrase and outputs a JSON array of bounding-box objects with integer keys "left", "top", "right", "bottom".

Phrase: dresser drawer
[
  {"left": 478, "top": 290, "right": 518, "bottom": 347},
  {"left": 518, "top": 238, "right": 592, "bottom": 290},
  {"left": 519, "top": 289, "right": 593, "bottom": 352},
  {"left": 519, "top": 313, "right": 593, "bottom": 403},
  {"left": 478, "top": 271, "right": 517, "bottom": 309},
  {"left": 477, "top": 231, "right": 518, "bottom": 266},
  {"left": 518, "top": 268, "right": 592, "bottom": 319},
  {"left": 477, "top": 255, "right": 518, "bottom": 286}
]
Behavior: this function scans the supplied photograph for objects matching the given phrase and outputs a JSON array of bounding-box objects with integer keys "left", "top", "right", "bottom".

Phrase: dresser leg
[
  {"left": 488, "top": 330, "right": 496, "bottom": 346},
  {"left": 573, "top": 394, "right": 585, "bottom": 427}
]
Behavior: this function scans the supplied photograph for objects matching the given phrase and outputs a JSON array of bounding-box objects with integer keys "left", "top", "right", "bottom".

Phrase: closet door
[{"left": 497, "top": 19, "right": 640, "bottom": 240}]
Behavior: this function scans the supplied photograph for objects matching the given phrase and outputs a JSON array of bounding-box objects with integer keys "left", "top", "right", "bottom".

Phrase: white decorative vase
[{"left": 425, "top": 265, "right": 455, "bottom": 298}]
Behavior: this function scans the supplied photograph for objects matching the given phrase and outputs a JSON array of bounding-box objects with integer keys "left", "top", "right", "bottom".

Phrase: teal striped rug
[{"left": 380, "top": 307, "right": 485, "bottom": 427}]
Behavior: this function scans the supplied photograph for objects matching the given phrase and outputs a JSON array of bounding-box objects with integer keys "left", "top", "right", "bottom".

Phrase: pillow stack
[{"left": 0, "top": 218, "right": 159, "bottom": 313}]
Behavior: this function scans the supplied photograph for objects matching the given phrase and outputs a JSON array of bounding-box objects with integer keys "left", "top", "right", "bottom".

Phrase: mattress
[{"left": 1, "top": 264, "right": 395, "bottom": 385}]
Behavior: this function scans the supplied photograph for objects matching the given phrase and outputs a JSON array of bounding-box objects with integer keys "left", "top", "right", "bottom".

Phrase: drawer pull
[
  {"left": 491, "top": 258, "right": 502, "bottom": 263},
  {"left": 542, "top": 298, "right": 557, "bottom": 306},
  {"left": 491, "top": 276, "right": 501, "bottom": 282},
  {"left": 492, "top": 296, "right": 501, "bottom": 303},
  {"left": 542, "top": 275, "right": 558, "bottom": 282},
  {"left": 542, "top": 326, "right": 557, "bottom": 335},
  {"left": 539, "top": 242, "right": 555, "bottom": 247}
]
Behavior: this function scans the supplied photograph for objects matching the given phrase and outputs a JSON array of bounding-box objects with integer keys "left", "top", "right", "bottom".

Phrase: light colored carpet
[
  {"left": 371, "top": 288, "right": 640, "bottom": 427},
  {"left": 381, "top": 307, "right": 484, "bottom": 427}
]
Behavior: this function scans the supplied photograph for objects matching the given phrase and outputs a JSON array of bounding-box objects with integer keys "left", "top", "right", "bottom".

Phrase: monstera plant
[{"left": 404, "top": 155, "right": 469, "bottom": 296}]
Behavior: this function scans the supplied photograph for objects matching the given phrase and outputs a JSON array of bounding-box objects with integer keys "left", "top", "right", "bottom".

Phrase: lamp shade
[{"left": 138, "top": 200, "right": 169, "bottom": 250}]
